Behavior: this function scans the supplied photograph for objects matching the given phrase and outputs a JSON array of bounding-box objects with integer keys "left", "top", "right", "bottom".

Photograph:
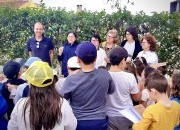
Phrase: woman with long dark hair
[
  {"left": 120, "top": 27, "right": 142, "bottom": 60},
  {"left": 8, "top": 61, "right": 77, "bottom": 130}
]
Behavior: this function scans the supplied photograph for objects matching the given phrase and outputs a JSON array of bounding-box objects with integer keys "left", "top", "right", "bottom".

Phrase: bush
[{"left": 0, "top": 6, "right": 179, "bottom": 74}]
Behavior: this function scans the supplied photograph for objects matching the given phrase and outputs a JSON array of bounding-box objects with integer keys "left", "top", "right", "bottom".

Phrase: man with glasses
[{"left": 27, "top": 22, "right": 54, "bottom": 66}]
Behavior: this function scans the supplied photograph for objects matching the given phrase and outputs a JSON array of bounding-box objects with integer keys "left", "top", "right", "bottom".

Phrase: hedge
[{"left": 0, "top": 6, "right": 179, "bottom": 73}]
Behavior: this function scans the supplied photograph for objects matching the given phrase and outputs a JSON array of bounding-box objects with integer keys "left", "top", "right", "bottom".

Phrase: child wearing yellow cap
[{"left": 8, "top": 61, "right": 77, "bottom": 130}]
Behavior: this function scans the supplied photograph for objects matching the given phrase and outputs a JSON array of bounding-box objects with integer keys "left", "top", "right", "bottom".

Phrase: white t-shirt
[
  {"left": 106, "top": 71, "right": 139, "bottom": 117},
  {"left": 141, "top": 89, "right": 155, "bottom": 107},
  {"left": 137, "top": 51, "right": 158, "bottom": 65},
  {"left": 14, "top": 83, "right": 28, "bottom": 104},
  {"left": 8, "top": 98, "right": 77, "bottom": 130},
  {"left": 124, "top": 41, "right": 135, "bottom": 57},
  {"left": 95, "top": 48, "right": 107, "bottom": 69}
]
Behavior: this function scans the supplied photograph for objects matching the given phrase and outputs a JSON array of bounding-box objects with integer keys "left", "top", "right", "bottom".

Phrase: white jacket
[
  {"left": 137, "top": 51, "right": 158, "bottom": 65},
  {"left": 8, "top": 98, "right": 77, "bottom": 130},
  {"left": 95, "top": 48, "right": 107, "bottom": 69}
]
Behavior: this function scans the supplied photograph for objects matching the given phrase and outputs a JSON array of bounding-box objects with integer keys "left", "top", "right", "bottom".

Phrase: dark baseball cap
[
  {"left": 3, "top": 60, "right": 21, "bottom": 79},
  {"left": 76, "top": 41, "right": 97, "bottom": 64}
]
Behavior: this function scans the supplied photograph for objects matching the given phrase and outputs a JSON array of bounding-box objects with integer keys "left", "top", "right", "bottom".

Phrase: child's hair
[
  {"left": 91, "top": 34, "right": 102, "bottom": 43},
  {"left": 171, "top": 72, "right": 180, "bottom": 99},
  {"left": 144, "top": 66, "right": 156, "bottom": 79},
  {"left": 98, "top": 66, "right": 107, "bottom": 69},
  {"left": 125, "top": 61, "right": 138, "bottom": 82},
  {"left": 53, "top": 75, "right": 59, "bottom": 85},
  {"left": 145, "top": 71, "right": 168, "bottom": 93},
  {"left": 157, "top": 66, "right": 167, "bottom": 75},
  {"left": 109, "top": 47, "right": 128, "bottom": 65},
  {"left": 68, "top": 67, "right": 80, "bottom": 72},
  {"left": 133, "top": 57, "right": 148, "bottom": 76}
]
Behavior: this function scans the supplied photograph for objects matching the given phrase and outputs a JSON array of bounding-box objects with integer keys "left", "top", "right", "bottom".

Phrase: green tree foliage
[{"left": 0, "top": 6, "right": 179, "bottom": 73}]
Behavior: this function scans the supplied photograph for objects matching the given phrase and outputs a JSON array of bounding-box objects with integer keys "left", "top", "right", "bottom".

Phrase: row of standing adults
[{"left": 27, "top": 22, "right": 158, "bottom": 77}]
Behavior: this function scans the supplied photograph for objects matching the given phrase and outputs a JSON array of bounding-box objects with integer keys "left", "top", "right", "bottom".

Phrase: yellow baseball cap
[{"left": 25, "top": 61, "right": 53, "bottom": 87}]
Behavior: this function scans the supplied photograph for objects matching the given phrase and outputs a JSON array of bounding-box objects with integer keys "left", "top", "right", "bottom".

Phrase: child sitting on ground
[{"left": 133, "top": 71, "right": 180, "bottom": 130}]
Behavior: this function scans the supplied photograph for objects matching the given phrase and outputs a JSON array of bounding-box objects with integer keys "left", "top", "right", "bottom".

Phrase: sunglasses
[{"left": 36, "top": 42, "right": 40, "bottom": 49}]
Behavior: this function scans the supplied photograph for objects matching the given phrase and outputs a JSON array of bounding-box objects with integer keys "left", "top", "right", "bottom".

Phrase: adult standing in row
[
  {"left": 120, "top": 27, "right": 142, "bottom": 60},
  {"left": 27, "top": 22, "right": 54, "bottom": 66},
  {"left": 91, "top": 35, "right": 107, "bottom": 68},
  {"left": 101, "top": 30, "right": 120, "bottom": 70},
  {"left": 58, "top": 32, "right": 79, "bottom": 77},
  {"left": 137, "top": 34, "right": 158, "bottom": 65}
]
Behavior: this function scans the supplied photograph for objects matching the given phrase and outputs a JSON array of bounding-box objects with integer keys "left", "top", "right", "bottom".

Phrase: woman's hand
[{"left": 58, "top": 47, "right": 64, "bottom": 56}]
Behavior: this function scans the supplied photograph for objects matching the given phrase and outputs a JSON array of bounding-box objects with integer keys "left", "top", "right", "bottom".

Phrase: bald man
[{"left": 27, "top": 22, "right": 54, "bottom": 66}]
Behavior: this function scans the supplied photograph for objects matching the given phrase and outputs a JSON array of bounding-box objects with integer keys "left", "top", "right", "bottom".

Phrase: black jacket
[{"left": 120, "top": 40, "right": 142, "bottom": 59}]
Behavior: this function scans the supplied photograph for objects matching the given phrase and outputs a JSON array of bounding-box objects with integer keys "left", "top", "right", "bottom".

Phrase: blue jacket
[
  {"left": 171, "top": 97, "right": 180, "bottom": 130},
  {"left": 27, "top": 35, "right": 54, "bottom": 66},
  {"left": 0, "top": 94, "right": 7, "bottom": 130},
  {"left": 58, "top": 42, "right": 79, "bottom": 77}
]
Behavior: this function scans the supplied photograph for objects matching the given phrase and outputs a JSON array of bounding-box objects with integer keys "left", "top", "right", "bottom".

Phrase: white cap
[{"left": 67, "top": 56, "right": 80, "bottom": 68}]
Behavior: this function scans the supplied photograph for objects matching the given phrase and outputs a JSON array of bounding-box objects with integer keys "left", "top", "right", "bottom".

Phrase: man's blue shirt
[{"left": 27, "top": 36, "right": 54, "bottom": 65}]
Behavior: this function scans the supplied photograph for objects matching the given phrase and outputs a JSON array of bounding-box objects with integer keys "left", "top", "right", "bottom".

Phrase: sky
[{"left": 33, "top": 0, "right": 173, "bottom": 15}]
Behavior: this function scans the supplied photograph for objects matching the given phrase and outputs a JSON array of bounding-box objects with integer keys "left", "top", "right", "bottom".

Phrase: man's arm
[
  {"left": 27, "top": 39, "right": 33, "bottom": 57},
  {"left": 49, "top": 49, "right": 54, "bottom": 64},
  {"left": 29, "top": 51, "right": 32, "bottom": 57},
  {"left": 48, "top": 38, "right": 54, "bottom": 64}
]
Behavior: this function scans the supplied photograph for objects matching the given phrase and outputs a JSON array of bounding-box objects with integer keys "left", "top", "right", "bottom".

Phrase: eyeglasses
[
  {"left": 36, "top": 42, "right": 40, "bottom": 48},
  {"left": 106, "top": 35, "right": 114, "bottom": 38},
  {"left": 141, "top": 42, "right": 148, "bottom": 44},
  {"left": 126, "top": 33, "right": 131, "bottom": 36},
  {"left": 91, "top": 39, "right": 99, "bottom": 42}
]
